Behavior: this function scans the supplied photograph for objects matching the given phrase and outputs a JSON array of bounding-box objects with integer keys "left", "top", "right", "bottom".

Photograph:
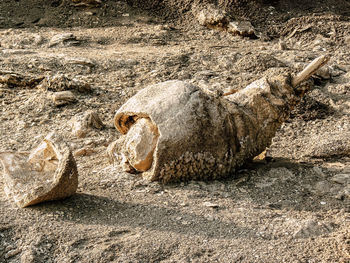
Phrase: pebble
[
  {"left": 203, "top": 201, "right": 219, "bottom": 208},
  {"left": 74, "top": 147, "right": 95, "bottom": 157},
  {"left": 51, "top": 90, "right": 76, "bottom": 106},
  {"left": 48, "top": 33, "right": 80, "bottom": 47},
  {"left": 5, "top": 248, "right": 22, "bottom": 259},
  {"left": 228, "top": 21, "right": 257, "bottom": 38}
]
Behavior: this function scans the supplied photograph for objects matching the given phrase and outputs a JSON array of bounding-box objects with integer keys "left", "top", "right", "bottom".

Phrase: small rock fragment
[
  {"left": 48, "top": 33, "right": 80, "bottom": 47},
  {"left": 0, "top": 72, "right": 43, "bottom": 88},
  {"left": 85, "top": 110, "right": 104, "bottom": 130},
  {"left": 106, "top": 140, "right": 120, "bottom": 164},
  {"left": 52, "top": 91, "right": 76, "bottom": 106},
  {"left": 278, "top": 40, "right": 288, "bottom": 50},
  {"left": 195, "top": 5, "right": 228, "bottom": 30},
  {"left": 38, "top": 74, "right": 92, "bottom": 93},
  {"left": 0, "top": 133, "right": 78, "bottom": 208},
  {"left": 71, "top": 0, "right": 102, "bottom": 7},
  {"left": 315, "top": 66, "right": 331, "bottom": 80},
  {"left": 345, "top": 36, "right": 350, "bottom": 45},
  {"left": 70, "top": 110, "right": 104, "bottom": 138},
  {"left": 203, "top": 201, "right": 219, "bottom": 208},
  {"left": 74, "top": 147, "right": 95, "bottom": 157},
  {"left": 228, "top": 21, "right": 257, "bottom": 38}
]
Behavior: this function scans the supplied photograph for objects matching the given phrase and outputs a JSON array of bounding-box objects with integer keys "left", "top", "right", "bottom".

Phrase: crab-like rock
[
  {"left": 110, "top": 55, "right": 329, "bottom": 183},
  {"left": 111, "top": 74, "right": 299, "bottom": 182}
]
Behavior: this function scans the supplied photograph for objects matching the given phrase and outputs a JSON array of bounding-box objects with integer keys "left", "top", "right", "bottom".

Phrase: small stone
[
  {"left": 330, "top": 174, "right": 350, "bottom": 185},
  {"left": 203, "top": 201, "right": 219, "bottom": 208},
  {"left": 313, "top": 166, "right": 326, "bottom": 178},
  {"left": 106, "top": 140, "right": 120, "bottom": 164},
  {"left": 278, "top": 40, "right": 287, "bottom": 50},
  {"left": 315, "top": 67, "right": 331, "bottom": 80},
  {"left": 85, "top": 110, "right": 104, "bottom": 130},
  {"left": 4, "top": 248, "right": 21, "bottom": 259},
  {"left": 48, "top": 33, "right": 80, "bottom": 47},
  {"left": 52, "top": 90, "right": 76, "bottom": 106},
  {"left": 195, "top": 5, "right": 228, "bottom": 29},
  {"left": 228, "top": 21, "right": 257, "bottom": 38},
  {"left": 0, "top": 72, "right": 43, "bottom": 88},
  {"left": 70, "top": 111, "right": 104, "bottom": 138},
  {"left": 74, "top": 147, "right": 95, "bottom": 157}
]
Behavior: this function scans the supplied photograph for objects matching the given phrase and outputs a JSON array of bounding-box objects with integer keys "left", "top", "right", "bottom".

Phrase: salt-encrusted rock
[
  {"left": 113, "top": 56, "right": 329, "bottom": 183},
  {"left": 0, "top": 133, "right": 78, "bottom": 208},
  {"left": 228, "top": 21, "right": 257, "bottom": 38},
  {"left": 52, "top": 91, "right": 76, "bottom": 106},
  {"left": 113, "top": 74, "right": 305, "bottom": 183},
  {"left": 70, "top": 110, "right": 105, "bottom": 138}
]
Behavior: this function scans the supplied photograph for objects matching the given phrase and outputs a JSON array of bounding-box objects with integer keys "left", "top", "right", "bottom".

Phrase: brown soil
[{"left": 1, "top": 0, "right": 350, "bottom": 262}]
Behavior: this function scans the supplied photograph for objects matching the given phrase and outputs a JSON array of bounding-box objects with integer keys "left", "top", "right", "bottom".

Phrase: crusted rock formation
[{"left": 111, "top": 56, "right": 329, "bottom": 183}]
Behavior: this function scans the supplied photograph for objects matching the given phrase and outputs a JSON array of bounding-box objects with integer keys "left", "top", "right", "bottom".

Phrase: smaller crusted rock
[
  {"left": 70, "top": 110, "right": 105, "bottom": 138},
  {"left": 48, "top": 33, "right": 80, "bottom": 47},
  {"left": 195, "top": 5, "right": 229, "bottom": 30},
  {"left": 0, "top": 133, "right": 78, "bottom": 208},
  {"left": 228, "top": 21, "right": 257, "bottom": 38},
  {"left": 52, "top": 90, "right": 76, "bottom": 106},
  {"left": 0, "top": 72, "right": 43, "bottom": 88},
  {"left": 38, "top": 74, "right": 92, "bottom": 93}
]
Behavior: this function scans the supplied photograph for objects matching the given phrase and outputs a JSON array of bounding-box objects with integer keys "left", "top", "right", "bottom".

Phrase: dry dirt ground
[{"left": 1, "top": 0, "right": 350, "bottom": 262}]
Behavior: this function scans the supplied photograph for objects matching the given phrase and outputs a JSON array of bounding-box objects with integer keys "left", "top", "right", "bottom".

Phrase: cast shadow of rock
[
  {"left": 218, "top": 159, "right": 349, "bottom": 212},
  {"left": 31, "top": 193, "right": 256, "bottom": 240}
]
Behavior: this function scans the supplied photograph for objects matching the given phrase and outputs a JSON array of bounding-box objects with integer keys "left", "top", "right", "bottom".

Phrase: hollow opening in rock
[{"left": 27, "top": 140, "right": 59, "bottom": 173}]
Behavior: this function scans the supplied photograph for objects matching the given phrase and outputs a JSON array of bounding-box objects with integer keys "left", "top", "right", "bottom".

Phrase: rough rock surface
[
  {"left": 114, "top": 73, "right": 308, "bottom": 183},
  {"left": 0, "top": 134, "right": 78, "bottom": 207}
]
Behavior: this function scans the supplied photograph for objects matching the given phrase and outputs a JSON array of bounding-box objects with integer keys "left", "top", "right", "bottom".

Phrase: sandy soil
[{"left": 0, "top": 1, "right": 350, "bottom": 262}]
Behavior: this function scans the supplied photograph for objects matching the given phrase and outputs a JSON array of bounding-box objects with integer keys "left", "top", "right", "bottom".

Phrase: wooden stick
[{"left": 291, "top": 54, "right": 330, "bottom": 87}]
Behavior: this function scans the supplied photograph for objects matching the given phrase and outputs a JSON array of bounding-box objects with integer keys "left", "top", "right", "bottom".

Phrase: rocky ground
[{"left": 0, "top": 0, "right": 350, "bottom": 262}]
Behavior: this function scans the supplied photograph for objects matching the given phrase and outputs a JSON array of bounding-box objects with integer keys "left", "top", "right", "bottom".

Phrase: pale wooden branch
[
  {"left": 291, "top": 54, "right": 330, "bottom": 87},
  {"left": 222, "top": 54, "right": 330, "bottom": 97}
]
